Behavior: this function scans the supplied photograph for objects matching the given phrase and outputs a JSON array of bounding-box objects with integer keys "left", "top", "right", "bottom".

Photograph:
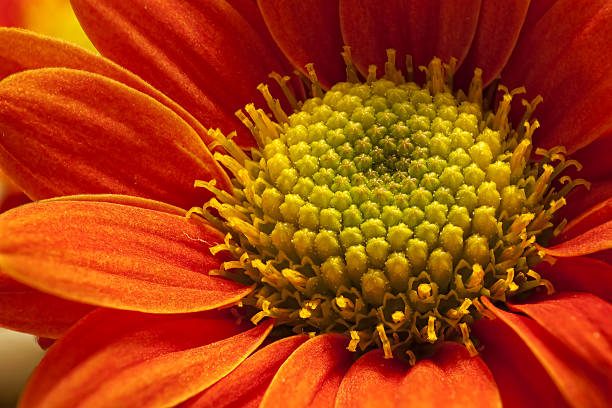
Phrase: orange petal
[
  {"left": 335, "top": 349, "right": 408, "bottom": 407},
  {"left": 509, "top": 293, "right": 612, "bottom": 381},
  {"left": 397, "top": 342, "right": 501, "bottom": 408},
  {"left": 534, "top": 257, "right": 612, "bottom": 302},
  {"left": 49, "top": 193, "right": 187, "bottom": 216},
  {"left": 0, "top": 0, "right": 20, "bottom": 26},
  {"left": 19, "top": 309, "right": 272, "bottom": 408},
  {"left": 0, "top": 271, "right": 94, "bottom": 338},
  {"left": 260, "top": 334, "right": 353, "bottom": 408},
  {"left": 71, "top": 0, "right": 289, "bottom": 147},
  {"left": 0, "top": 27, "right": 222, "bottom": 148},
  {"left": 258, "top": 0, "right": 346, "bottom": 89},
  {"left": 0, "top": 200, "right": 251, "bottom": 313},
  {"left": 503, "top": 0, "right": 612, "bottom": 154},
  {"left": 340, "top": 0, "right": 481, "bottom": 81},
  {"left": 181, "top": 335, "right": 309, "bottom": 408},
  {"left": 472, "top": 318, "right": 568, "bottom": 407},
  {"left": 538, "top": 220, "right": 612, "bottom": 257},
  {"left": 482, "top": 297, "right": 609, "bottom": 407},
  {"left": 455, "top": 0, "right": 529, "bottom": 87},
  {"left": 0, "top": 67, "right": 230, "bottom": 208}
]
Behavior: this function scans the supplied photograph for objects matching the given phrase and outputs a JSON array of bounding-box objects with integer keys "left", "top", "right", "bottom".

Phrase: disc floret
[{"left": 190, "top": 50, "right": 584, "bottom": 361}]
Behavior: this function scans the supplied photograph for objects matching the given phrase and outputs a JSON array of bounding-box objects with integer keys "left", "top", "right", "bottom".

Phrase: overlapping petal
[
  {"left": 182, "top": 335, "right": 308, "bottom": 408},
  {"left": 397, "top": 342, "right": 501, "bottom": 408},
  {"left": 0, "top": 28, "right": 218, "bottom": 146},
  {"left": 335, "top": 349, "right": 407, "bottom": 407},
  {"left": 473, "top": 318, "right": 568, "bottom": 407},
  {"left": 538, "top": 220, "right": 612, "bottom": 257},
  {"left": 0, "top": 272, "right": 95, "bottom": 338},
  {"left": 71, "top": 0, "right": 290, "bottom": 146},
  {"left": 509, "top": 293, "right": 612, "bottom": 379},
  {"left": 455, "top": 0, "right": 529, "bottom": 87},
  {"left": 555, "top": 197, "right": 612, "bottom": 242},
  {"left": 535, "top": 257, "right": 612, "bottom": 302},
  {"left": 0, "top": 67, "right": 231, "bottom": 207},
  {"left": 19, "top": 309, "right": 273, "bottom": 408},
  {"left": 482, "top": 297, "right": 610, "bottom": 407},
  {"left": 260, "top": 334, "right": 353, "bottom": 408},
  {"left": 0, "top": 200, "right": 251, "bottom": 313},
  {"left": 503, "top": 0, "right": 612, "bottom": 154},
  {"left": 258, "top": 0, "right": 345, "bottom": 89},
  {"left": 340, "top": 0, "right": 481, "bottom": 81}
]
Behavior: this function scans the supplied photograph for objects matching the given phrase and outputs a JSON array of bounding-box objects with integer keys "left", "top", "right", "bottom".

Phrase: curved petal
[
  {"left": 181, "top": 335, "right": 308, "bottom": 408},
  {"left": 555, "top": 197, "right": 612, "bottom": 243},
  {"left": 340, "top": 0, "right": 481, "bottom": 80},
  {"left": 535, "top": 257, "right": 612, "bottom": 303},
  {"left": 482, "top": 297, "right": 609, "bottom": 407},
  {"left": 0, "top": 28, "right": 218, "bottom": 147},
  {"left": 0, "top": 272, "right": 94, "bottom": 338},
  {"left": 71, "top": 0, "right": 289, "bottom": 147},
  {"left": 538, "top": 220, "right": 612, "bottom": 257},
  {"left": 0, "top": 68, "right": 231, "bottom": 208},
  {"left": 472, "top": 318, "right": 569, "bottom": 408},
  {"left": 260, "top": 334, "right": 353, "bottom": 408},
  {"left": 335, "top": 349, "right": 408, "bottom": 407},
  {"left": 48, "top": 194, "right": 187, "bottom": 216},
  {"left": 559, "top": 181, "right": 612, "bottom": 222},
  {"left": 258, "top": 0, "right": 345, "bottom": 89},
  {"left": 397, "top": 342, "right": 501, "bottom": 408},
  {"left": 509, "top": 293, "right": 612, "bottom": 380},
  {"left": 455, "top": 0, "right": 530, "bottom": 87},
  {"left": 19, "top": 309, "right": 272, "bottom": 408},
  {"left": 502, "top": 0, "right": 612, "bottom": 154},
  {"left": 0, "top": 200, "right": 251, "bottom": 313}
]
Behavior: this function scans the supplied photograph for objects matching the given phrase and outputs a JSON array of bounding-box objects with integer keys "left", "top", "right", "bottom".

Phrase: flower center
[{"left": 191, "top": 51, "right": 584, "bottom": 362}]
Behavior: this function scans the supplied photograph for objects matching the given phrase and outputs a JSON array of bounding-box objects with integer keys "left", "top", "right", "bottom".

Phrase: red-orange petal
[
  {"left": 0, "top": 67, "right": 230, "bottom": 208},
  {"left": 502, "top": 0, "right": 612, "bottom": 154},
  {"left": 0, "top": 271, "right": 94, "bottom": 338},
  {"left": 455, "top": 0, "right": 529, "bottom": 87},
  {"left": 260, "top": 334, "right": 353, "bottom": 408},
  {"left": 559, "top": 180, "right": 612, "bottom": 222},
  {"left": 567, "top": 132, "right": 612, "bottom": 182},
  {"left": 0, "top": 0, "right": 20, "bottom": 26},
  {"left": 472, "top": 318, "right": 569, "bottom": 408},
  {"left": 181, "top": 335, "right": 309, "bottom": 408},
  {"left": 0, "top": 28, "right": 220, "bottom": 148},
  {"left": 0, "top": 200, "right": 251, "bottom": 313},
  {"left": 397, "top": 342, "right": 501, "bottom": 408},
  {"left": 538, "top": 220, "right": 612, "bottom": 257},
  {"left": 71, "top": 0, "right": 288, "bottom": 147},
  {"left": 258, "top": 0, "right": 346, "bottom": 89},
  {"left": 340, "top": 0, "right": 481, "bottom": 80},
  {"left": 554, "top": 197, "right": 612, "bottom": 243},
  {"left": 509, "top": 293, "right": 612, "bottom": 381},
  {"left": 19, "top": 309, "right": 272, "bottom": 408},
  {"left": 483, "top": 297, "right": 609, "bottom": 407},
  {"left": 335, "top": 349, "right": 408, "bottom": 407},
  {"left": 534, "top": 257, "right": 612, "bottom": 302}
]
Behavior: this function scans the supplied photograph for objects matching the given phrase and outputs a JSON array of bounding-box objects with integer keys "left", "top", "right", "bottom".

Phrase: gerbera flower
[{"left": 1, "top": 1, "right": 611, "bottom": 407}]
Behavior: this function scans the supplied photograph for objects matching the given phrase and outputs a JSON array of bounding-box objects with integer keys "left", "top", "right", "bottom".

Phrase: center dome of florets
[{"left": 192, "top": 54, "right": 580, "bottom": 361}]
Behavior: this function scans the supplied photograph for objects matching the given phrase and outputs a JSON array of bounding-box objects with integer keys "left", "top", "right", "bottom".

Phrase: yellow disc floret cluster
[{"left": 190, "top": 51, "right": 584, "bottom": 361}]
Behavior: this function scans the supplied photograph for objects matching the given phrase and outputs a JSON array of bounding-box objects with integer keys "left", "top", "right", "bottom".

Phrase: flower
[{"left": 1, "top": 1, "right": 612, "bottom": 407}]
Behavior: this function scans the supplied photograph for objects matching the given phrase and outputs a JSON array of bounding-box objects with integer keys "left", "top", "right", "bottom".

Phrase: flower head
[{"left": 0, "top": 1, "right": 611, "bottom": 407}]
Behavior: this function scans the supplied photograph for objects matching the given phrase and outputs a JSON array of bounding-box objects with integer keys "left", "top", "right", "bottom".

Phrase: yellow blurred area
[
  {"left": 1, "top": 2, "right": 93, "bottom": 407},
  {"left": 6, "top": 0, "right": 96, "bottom": 51}
]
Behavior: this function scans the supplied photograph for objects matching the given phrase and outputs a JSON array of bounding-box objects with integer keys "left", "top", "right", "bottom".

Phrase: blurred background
[{"left": 1, "top": 1, "right": 94, "bottom": 405}]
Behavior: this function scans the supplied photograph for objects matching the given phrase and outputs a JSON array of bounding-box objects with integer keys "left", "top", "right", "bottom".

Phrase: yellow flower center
[{"left": 190, "top": 51, "right": 584, "bottom": 361}]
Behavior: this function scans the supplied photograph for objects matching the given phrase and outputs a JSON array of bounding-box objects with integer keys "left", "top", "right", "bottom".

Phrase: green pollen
[{"left": 191, "top": 51, "right": 586, "bottom": 362}]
